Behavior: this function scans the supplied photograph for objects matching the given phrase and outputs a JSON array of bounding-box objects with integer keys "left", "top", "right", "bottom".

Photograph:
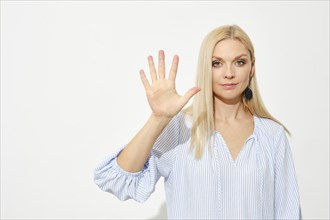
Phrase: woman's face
[{"left": 212, "top": 39, "right": 254, "bottom": 103}]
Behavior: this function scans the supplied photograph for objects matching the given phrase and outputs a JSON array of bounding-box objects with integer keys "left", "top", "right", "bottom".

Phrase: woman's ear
[{"left": 250, "top": 60, "right": 255, "bottom": 78}]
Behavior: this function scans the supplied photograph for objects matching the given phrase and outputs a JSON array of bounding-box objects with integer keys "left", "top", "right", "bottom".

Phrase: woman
[{"left": 94, "top": 24, "right": 302, "bottom": 219}]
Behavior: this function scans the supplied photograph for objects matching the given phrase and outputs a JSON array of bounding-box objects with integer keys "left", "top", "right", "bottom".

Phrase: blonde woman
[{"left": 94, "top": 25, "right": 302, "bottom": 219}]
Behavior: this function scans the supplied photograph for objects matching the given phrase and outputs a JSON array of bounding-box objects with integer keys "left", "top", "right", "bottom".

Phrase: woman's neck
[{"left": 213, "top": 97, "right": 251, "bottom": 122}]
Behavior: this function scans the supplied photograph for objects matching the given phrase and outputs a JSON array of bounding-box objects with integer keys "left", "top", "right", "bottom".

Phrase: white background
[{"left": 1, "top": 1, "right": 329, "bottom": 219}]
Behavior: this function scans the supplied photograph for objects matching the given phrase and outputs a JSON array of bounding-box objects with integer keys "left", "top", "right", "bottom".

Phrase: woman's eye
[
  {"left": 212, "top": 61, "right": 221, "bottom": 68},
  {"left": 236, "top": 60, "right": 245, "bottom": 66}
]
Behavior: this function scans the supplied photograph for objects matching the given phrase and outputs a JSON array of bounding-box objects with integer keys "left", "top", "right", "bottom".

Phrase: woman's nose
[{"left": 224, "top": 65, "right": 235, "bottom": 79}]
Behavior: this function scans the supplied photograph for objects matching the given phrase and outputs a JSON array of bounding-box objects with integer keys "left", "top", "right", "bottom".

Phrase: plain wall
[{"left": 1, "top": 1, "right": 329, "bottom": 219}]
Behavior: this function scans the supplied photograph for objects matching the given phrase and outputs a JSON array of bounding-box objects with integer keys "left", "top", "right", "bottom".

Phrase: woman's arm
[
  {"left": 116, "top": 114, "right": 172, "bottom": 172},
  {"left": 274, "top": 127, "right": 302, "bottom": 219}
]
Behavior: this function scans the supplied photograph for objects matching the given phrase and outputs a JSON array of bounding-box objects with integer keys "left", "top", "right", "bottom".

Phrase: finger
[
  {"left": 169, "top": 55, "right": 179, "bottom": 81},
  {"left": 139, "top": 70, "right": 150, "bottom": 90},
  {"left": 158, "top": 50, "right": 165, "bottom": 79},
  {"left": 148, "top": 55, "right": 157, "bottom": 82},
  {"left": 181, "top": 87, "right": 201, "bottom": 105}
]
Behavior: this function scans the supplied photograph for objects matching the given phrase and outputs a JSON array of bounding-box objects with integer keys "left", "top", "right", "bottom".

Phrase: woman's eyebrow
[{"left": 212, "top": 54, "right": 248, "bottom": 60}]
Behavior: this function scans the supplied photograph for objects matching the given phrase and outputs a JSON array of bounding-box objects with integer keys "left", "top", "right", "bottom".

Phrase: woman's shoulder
[
  {"left": 151, "top": 112, "right": 191, "bottom": 159},
  {"left": 254, "top": 115, "right": 286, "bottom": 140},
  {"left": 170, "top": 111, "right": 193, "bottom": 129}
]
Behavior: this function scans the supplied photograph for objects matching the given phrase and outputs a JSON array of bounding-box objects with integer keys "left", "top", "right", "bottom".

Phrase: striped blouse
[{"left": 94, "top": 112, "right": 302, "bottom": 219}]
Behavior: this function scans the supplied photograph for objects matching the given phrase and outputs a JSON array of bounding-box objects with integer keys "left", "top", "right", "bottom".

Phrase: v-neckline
[{"left": 214, "top": 115, "right": 257, "bottom": 166}]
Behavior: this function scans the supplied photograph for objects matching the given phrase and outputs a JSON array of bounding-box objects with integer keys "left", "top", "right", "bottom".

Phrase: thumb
[{"left": 181, "top": 86, "right": 201, "bottom": 105}]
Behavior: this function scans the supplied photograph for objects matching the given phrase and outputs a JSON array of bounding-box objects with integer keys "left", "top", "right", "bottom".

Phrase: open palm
[{"left": 140, "top": 50, "right": 200, "bottom": 118}]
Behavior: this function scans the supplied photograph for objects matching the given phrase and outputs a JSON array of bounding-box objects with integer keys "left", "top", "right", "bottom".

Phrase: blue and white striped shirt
[{"left": 94, "top": 112, "right": 302, "bottom": 219}]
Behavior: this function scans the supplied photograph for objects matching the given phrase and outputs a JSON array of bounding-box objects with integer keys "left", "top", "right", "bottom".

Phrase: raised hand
[{"left": 139, "top": 50, "right": 200, "bottom": 119}]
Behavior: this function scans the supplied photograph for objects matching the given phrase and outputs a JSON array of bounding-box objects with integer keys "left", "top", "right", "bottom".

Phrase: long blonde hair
[{"left": 183, "top": 24, "right": 289, "bottom": 160}]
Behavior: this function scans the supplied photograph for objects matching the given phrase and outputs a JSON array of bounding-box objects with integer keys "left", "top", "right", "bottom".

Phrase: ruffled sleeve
[
  {"left": 94, "top": 113, "right": 184, "bottom": 203},
  {"left": 94, "top": 146, "right": 160, "bottom": 203}
]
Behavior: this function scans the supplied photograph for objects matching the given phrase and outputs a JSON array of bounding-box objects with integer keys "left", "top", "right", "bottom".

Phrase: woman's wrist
[{"left": 149, "top": 113, "right": 173, "bottom": 127}]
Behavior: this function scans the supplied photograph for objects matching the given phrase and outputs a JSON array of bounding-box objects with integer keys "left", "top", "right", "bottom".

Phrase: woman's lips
[{"left": 221, "top": 83, "right": 238, "bottom": 90}]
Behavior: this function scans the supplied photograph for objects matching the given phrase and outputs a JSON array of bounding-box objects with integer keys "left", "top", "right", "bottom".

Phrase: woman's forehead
[{"left": 213, "top": 39, "right": 250, "bottom": 59}]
